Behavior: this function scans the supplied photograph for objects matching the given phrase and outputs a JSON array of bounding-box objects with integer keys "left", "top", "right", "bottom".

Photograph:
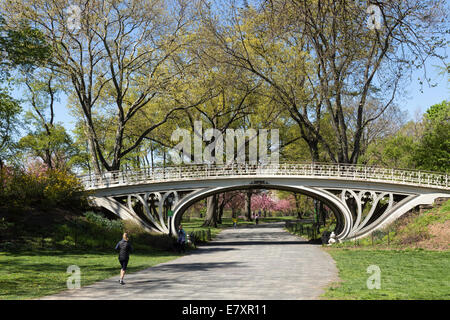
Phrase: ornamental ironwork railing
[{"left": 77, "top": 162, "right": 449, "bottom": 191}]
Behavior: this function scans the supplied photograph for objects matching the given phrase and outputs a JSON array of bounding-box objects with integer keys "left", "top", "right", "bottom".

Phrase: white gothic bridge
[{"left": 78, "top": 163, "right": 449, "bottom": 241}]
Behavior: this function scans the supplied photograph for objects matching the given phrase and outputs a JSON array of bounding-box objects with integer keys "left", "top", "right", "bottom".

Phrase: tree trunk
[
  {"left": 294, "top": 193, "right": 303, "bottom": 219},
  {"left": 307, "top": 138, "right": 320, "bottom": 163},
  {"left": 85, "top": 126, "right": 101, "bottom": 174},
  {"left": 319, "top": 202, "right": 325, "bottom": 226},
  {"left": 314, "top": 199, "right": 321, "bottom": 233},
  {"left": 218, "top": 201, "right": 225, "bottom": 224},
  {"left": 44, "top": 148, "right": 53, "bottom": 169},
  {"left": 202, "top": 195, "right": 218, "bottom": 227},
  {"left": 150, "top": 144, "right": 154, "bottom": 169},
  {"left": 0, "top": 158, "right": 3, "bottom": 194},
  {"left": 246, "top": 190, "right": 253, "bottom": 221}
]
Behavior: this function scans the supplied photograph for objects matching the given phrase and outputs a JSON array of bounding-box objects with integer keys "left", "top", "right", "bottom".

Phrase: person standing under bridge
[
  {"left": 232, "top": 217, "right": 238, "bottom": 228},
  {"left": 115, "top": 233, "right": 133, "bottom": 285},
  {"left": 177, "top": 225, "right": 186, "bottom": 253}
]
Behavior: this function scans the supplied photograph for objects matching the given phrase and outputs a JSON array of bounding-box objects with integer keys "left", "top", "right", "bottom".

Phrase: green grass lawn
[
  {"left": 1, "top": 214, "right": 262, "bottom": 300},
  {"left": 0, "top": 249, "right": 180, "bottom": 300},
  {"left": 182, "top": 216, "right": 298, "bottom": 231},
  {"left": 181, "top": 217, "right": 258, "bottom": 238},
  {"left": 322, "top": 248, "right": 450, "bottom": 300}
]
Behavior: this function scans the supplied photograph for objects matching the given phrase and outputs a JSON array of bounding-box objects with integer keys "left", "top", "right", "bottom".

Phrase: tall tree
[
  {"left": 15, "top": 71, "right": 77, "bottom": 169},
  {"left": 198, "top": 0, "right": 448, "bottom": 163},
  {"left": 2, "top": 0, "right": 213, "bottom": 173},
  {"left": 359, "top": 100, "right": 449, "bottom": 172},
  {"left": 415, "top": 100, "right": 450, "bottom": 172},
  {"left": 0, "top": 14, "right": 51, "bottom": 167},
  {"left": 360, "top": 121, "right": 421, "bottom": 169}
]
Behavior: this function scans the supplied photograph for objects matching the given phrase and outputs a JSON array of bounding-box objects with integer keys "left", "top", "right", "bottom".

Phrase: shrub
[
  {"left": 0, "top": 217, "right": 14, "bottom": 232},
  {"left": 84, "top": 211, "right": 123, "bottom": 232},
  {"left": 122, "top": 220, "right": 175, "bottom": 251},
  {"left": 43, "top": 169, "right": 86, "bottom": 208},
  {"left": 0, "top": 166, "right": 44, "bottom": 207},
  {"left": 0, "top": 164, "right": 87, "bottom": 210}
]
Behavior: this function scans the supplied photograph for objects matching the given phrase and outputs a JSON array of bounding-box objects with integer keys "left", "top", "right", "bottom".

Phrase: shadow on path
[
  {"left": 40, "top": 220, "right": 339, "bottom": 300},
  {"left": 151, "top": 261, "right": 243, "bottom": 273},
  {"left": 207, "top": 240, "right": 310, "bottom": 246}
]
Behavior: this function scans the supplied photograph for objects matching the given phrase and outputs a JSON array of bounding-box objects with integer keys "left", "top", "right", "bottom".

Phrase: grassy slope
[{"left": 322, "top": 199, "right": 450, "bottom": 300}]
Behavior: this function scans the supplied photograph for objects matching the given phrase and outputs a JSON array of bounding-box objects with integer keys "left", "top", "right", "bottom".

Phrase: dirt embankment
[
  {"left": 414, "top": 220, "right": 450, "bottom": 250},
  {"left": 393, "top": 198, "right": 450, "bottom": 251}
]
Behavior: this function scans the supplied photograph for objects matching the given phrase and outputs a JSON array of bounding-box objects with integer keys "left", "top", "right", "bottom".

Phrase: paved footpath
[{"left": 41, "top": 222, "right": 339, "bottom": 300}]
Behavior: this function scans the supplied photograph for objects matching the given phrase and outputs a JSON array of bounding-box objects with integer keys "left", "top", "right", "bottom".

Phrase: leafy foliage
[
  {"left": 415, "top": 101, "right": 450, "bottom": 172},
  {"left": 0, "top": 163, "right": 86, "bottom": 209},
  {"left": 0, "top": 14, "right": 51, "bottom": 75},
  {"left": 0, "top": 89, "right": 21, "bottom": 162},
  {"left": 360, "top": 100, "right": 449, "bottom": 172},
  {"left": 361, "top": 127, "right": 420, "bottom": 169},
  {"left": 17, "top": 124, "right": 78, "bottom": 170}
]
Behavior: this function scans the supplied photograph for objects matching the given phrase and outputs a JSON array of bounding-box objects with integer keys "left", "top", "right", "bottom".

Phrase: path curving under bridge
[{"left": 40, "top": 222, "right": 339, "bottom": 300}]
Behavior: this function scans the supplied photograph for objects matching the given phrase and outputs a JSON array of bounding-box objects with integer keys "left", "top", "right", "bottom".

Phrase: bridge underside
[{"left": 89, "top": 176, "right": 449, "bottom": 241}]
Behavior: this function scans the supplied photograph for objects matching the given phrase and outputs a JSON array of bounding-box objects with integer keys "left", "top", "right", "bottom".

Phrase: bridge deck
[{"left": 78, "top": 163, "right": 449, "bottom": 191}]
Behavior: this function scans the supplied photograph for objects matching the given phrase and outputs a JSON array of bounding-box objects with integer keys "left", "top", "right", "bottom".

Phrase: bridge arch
[{"left": 170, "top": 183, "right": 353, "bottom": 239}]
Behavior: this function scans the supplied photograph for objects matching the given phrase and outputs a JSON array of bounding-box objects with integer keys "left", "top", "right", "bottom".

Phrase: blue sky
[{"left": 400, "top": 63, "right": 449, "bottom": 118}]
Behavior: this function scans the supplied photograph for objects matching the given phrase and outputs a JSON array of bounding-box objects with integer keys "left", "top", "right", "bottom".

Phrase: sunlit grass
[
  {"left": 181, "top": 216, "right": 299, "bottom": 239},
  {"left": 0, "top": 248, "right": 180, "bottom": 300},
  {"left": 322, "top": 248, "right": 450, "bottom": 300}
]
